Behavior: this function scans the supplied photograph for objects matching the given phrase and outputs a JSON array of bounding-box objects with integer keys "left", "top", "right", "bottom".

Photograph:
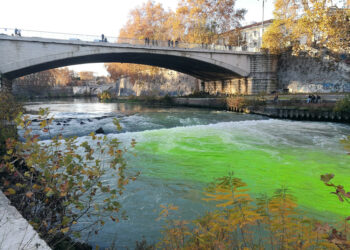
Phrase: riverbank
[{"left": 109, "top": 94, "right": 349, "bottom": 123}]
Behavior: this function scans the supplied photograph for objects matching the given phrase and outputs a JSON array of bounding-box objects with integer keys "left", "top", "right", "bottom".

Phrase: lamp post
[{"left": 258, "top": 0, "right": 267, "bottom": 47}]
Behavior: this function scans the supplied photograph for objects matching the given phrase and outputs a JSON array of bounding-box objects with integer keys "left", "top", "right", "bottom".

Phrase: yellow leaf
[
  {"left": 7, "top": 188, "right": 16, "bottom": 195},
  {"left": 61, "top": 227, "right": 70, "bottom": 233}
]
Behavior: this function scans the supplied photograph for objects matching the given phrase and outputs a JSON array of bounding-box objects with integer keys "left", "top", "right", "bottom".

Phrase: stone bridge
[{"left": 0, "top": 35, "right": 278, "bottom": 94}]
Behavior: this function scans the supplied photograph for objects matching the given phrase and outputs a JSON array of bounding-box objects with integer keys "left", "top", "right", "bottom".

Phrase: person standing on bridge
[{"left": 101, "top": 34, "right": 105, "bottom": 42}]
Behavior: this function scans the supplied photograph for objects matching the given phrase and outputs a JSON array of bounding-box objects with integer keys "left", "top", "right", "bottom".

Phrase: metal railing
[{"left": 0, "top": 27, "right": 261, "bottom": 53}]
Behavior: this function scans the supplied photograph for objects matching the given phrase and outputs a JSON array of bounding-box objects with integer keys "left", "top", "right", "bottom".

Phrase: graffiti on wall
[{"left": 288, "top": 82, "right": 350, "bottom": 93}]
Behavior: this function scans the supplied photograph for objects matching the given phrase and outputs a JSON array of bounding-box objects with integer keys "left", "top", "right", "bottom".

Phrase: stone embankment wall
[
  {"left": 252, "top": 106, "right": 350, "bottom": 122},
  {"left": 201, "top": 53, "right": 349, "bottom": 95},
  {"left": 116, "top": 69, "right": 199, "bottom": 96},
  {"left": 12, "top": 83, "right": 118, "bottom": 98},
  {"left": 172, "top": 96, "right": 349, "bottom": 123},
  {"left": 278, "top": 53, "right": 350, "bottom": 93}
]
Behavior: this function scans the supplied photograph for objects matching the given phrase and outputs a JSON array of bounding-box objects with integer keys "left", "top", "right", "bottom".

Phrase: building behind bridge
[{"left": 218, "top": 19, "right": 274, "bottom": 51}]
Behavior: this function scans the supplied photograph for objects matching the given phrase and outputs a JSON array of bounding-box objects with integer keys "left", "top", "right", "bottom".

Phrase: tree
[
  {"left": 175, "top": 0, "right": 246, "bottom": 44},
  {"left": 1, "top": 109, "right": 138, "bottom": 248},
  {"left": 263, "top": 0, "right": 350, "bottom": 58},
  {"left": 119, "top": 0, "right": 171, "bottom": 41},
  {"left": 105, "top": 0, "right": 246, "bottom": 81},
  {"left": 14, "top": 67, "right": 73, "bottom": 87},
  {"left": 51, "top": 68, "right": 71, "bottom": 86},
  {"left": 79, "top": 71, "right": 95, "bottom": 81}
]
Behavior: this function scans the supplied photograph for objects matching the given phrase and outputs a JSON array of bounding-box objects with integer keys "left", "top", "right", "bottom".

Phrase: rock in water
[{"left": 95, "top": 127, "right": 105, "bottom": 134}]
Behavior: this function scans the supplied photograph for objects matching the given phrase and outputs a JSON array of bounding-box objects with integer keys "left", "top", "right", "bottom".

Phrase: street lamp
[{"left": 258, "top": 0, "right": 267, "bottom": 47}]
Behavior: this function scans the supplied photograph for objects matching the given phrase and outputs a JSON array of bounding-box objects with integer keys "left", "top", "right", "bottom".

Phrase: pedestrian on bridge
[
  {"left": 101, "top": 34, "right": 105, "bottom": 42},
  {"left": 168, "top": 40, "right": 171, "bottom": 47}
]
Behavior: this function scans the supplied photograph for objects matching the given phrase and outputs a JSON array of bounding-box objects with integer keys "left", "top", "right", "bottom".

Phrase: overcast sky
[{"left": 0, "top": 0, "right": 275, "bottom": 75}]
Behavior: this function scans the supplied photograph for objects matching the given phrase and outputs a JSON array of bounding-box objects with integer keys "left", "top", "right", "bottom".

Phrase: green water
[
  {"left": 24, "top": 99, "right": 350, "bottom": 248},
  {"left": 128, "top": 120, "right": 350, "bottom": 220}
]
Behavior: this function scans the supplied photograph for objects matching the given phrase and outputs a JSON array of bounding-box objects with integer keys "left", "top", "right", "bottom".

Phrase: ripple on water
[{"left": 21, "top": 100, "right": 350, "bottom": 248}]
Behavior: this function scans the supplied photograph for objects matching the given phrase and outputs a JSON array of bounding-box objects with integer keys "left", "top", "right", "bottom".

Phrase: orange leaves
[
  {"left": 157, "top": 204, "right": 179, "bottom": 220},
  {"left": 25, "top": 191, "right": 34, "bottom": 198},
  {"left": 264, "top": 0, "right": 349, "bottom": 57},
  {"left": 158, "top": 173, "right": 344, "bottom": 249}
]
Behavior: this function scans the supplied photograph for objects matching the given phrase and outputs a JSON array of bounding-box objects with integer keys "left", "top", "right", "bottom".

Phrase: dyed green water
[
  {"left": 126, "top": 120, "right": 350, "bottom": 221},
  {"left": 24, "top": 99, "right": 350, "bottom": 248}
]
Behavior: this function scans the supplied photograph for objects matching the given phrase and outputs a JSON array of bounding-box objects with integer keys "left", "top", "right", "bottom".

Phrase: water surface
[{"left": 24, "top": 98, "right": 350, "bottom": 248}]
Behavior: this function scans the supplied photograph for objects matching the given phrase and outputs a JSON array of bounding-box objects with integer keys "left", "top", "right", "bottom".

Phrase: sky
[{"left": 0, "top": 0, "right": 274, "bottom": 76}]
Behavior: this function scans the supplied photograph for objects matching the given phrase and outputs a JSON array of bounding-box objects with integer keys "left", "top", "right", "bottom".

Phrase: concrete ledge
[{"left": 0, "top": 191, "right": 51, "bottom": 250}]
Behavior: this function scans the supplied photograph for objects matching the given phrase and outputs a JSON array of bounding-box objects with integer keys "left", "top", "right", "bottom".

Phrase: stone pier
[
  {"left": 0, "top": 75, "right": 12, "bottom": 93},
  {"left": 202, "top": 54, "right": 278, "bottom": 95}
]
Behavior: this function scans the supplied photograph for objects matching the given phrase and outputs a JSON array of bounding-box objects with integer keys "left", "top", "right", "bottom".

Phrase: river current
[{"left": 23, "top": 98, "right": 350, "bottom": 249}]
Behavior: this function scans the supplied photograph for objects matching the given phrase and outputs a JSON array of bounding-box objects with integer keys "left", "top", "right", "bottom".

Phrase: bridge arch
[{"left": 0, "top": 36, "right": 251, "bottom": 81}]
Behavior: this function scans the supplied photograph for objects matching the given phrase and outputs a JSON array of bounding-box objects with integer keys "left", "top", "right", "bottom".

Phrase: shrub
[
  {"left": 334, "top": 95, "right": 350, "bottom": 113},
  {"left": 226, "top": 96, "right": 248, "bottom": 111},
  {"left": 97, "top": 91, "right": 112, "bottom": 102},
  {"left": 0, "top": 108, "right": 138, "bottom": 248},
  {"left": 157, "top": 173, "right": 340, "bottom": 249},
  {"left": 0, "top": 92, "right": 24, "bottom": 155}
]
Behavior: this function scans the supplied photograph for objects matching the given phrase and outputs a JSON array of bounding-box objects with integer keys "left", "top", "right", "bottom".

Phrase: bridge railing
[{"left": 0, "top": 27, "right": 261, "bottom": 53}]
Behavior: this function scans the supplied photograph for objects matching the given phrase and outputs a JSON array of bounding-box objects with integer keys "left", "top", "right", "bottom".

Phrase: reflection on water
[{"left": 22, "top": 98, "right": 350, "bottom": 249}]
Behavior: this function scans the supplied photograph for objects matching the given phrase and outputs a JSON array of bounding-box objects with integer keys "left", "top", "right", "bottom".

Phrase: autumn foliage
[
  {"left": 157, "top": 173, "right": 343, "bottom": 249},
  {"left": 263, "top": 0, "right": 350, "bottom": 58},
  {"left": 105, "top": 0, "right": 246, "bottom": 82},
  {"left": 0, "top": 109, "right": 137, "bottom": 248}
]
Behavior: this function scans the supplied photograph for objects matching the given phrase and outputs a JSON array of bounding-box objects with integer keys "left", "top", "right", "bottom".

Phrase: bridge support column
[
  {"left": 0, "top": 75, "right": 12, "bottom": 93},
  {"left": 248, "top": 54, "right": 278, "bottom": 95}
]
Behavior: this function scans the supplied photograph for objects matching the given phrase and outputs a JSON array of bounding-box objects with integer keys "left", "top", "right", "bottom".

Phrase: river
[{"left": 23, "top": 98, "right": 350, "bottom": 249}]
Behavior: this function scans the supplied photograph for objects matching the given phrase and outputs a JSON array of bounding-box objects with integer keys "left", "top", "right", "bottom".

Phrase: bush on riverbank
[
  {"left": 334, "top": 94, "right": 350, "bottom": 113},
  {"left": 97, "top": 91, "right": 113, "bottom": 102},
  {"left": 156, "top": 173, "right": 345, "bottom": 249},
  {"left": 226, "top": 95, "right": 266, "bottom": 111},
  {"left": 0, "top": 108, "right": 138, "bottom": 249},
  {"left": 0, "top": 92, "right": 24, "bottom": 155}
]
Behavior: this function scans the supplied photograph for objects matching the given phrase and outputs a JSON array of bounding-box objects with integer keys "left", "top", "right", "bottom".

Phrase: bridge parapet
[{"left": 0, "top": 27, "right": 260, "bottom": 53}]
